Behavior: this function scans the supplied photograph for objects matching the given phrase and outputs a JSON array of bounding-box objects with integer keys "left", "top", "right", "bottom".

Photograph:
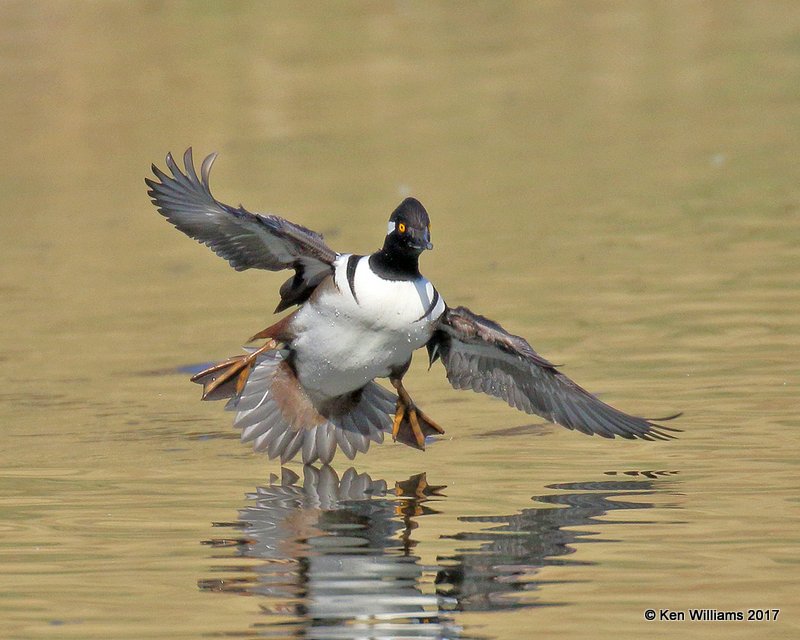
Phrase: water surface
[{"left": 1, "top": 3, "right": 798, "bottom": 639}]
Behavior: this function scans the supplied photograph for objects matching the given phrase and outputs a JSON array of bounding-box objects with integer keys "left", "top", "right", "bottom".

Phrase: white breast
[{"left": 290, "top": 254, "right": 446, "bottom": 399}]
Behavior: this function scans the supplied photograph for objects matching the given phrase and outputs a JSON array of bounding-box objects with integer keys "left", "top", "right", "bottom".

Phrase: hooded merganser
[{"left": 146, "top": 149, "right": 679, "bottom": 464}]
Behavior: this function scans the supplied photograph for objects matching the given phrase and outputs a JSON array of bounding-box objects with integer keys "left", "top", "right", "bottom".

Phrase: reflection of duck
[
  {"left": 436, "top": 473, "right": 679, "bottom": 611},
  {"left": 148, "top": 150, "right": 679, "bottom": 465},
  {"left": 201, "top": 468, "right": 677, "bottom": 637},
  {"left": 201, "top": 465, "right": 457, "bottom": 639}
]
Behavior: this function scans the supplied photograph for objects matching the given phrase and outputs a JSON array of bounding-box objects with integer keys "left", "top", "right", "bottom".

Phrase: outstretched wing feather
[
  {"left": 146, "top": 148, "right": 337, "bottom": 278},
  {"left": 432, "top": 306, "right": 680, "bottom": 440}
]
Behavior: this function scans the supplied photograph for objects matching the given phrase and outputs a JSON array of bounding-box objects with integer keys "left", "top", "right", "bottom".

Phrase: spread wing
[
  {"left": 146, "top": 148, "right": 337, "bottom": 311},
  {"left": 428, "top": 306, "right": 680, "bottom": 440}
]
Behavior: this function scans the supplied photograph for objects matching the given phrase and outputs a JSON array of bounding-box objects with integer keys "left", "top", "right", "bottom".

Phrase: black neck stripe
[
  {"left": 346, "top": 254, "right": 361, "bottom": 303},
  {"left": 415, "top": 287, "right": 440, "bottom": 322}
]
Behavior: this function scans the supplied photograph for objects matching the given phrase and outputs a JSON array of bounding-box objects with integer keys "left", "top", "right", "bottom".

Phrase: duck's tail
[{"left": 191, "top": 349, "right": 397, "bottom": 465}]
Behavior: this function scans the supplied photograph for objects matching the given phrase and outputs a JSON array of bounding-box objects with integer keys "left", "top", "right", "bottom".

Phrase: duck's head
[{"left": 384, "top": 197, "right": 433, "bottom": 257}]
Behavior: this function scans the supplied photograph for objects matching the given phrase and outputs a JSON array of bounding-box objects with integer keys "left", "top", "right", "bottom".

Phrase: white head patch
[{"left": 387, "top": 221, "right": 396, "bottom": 235}]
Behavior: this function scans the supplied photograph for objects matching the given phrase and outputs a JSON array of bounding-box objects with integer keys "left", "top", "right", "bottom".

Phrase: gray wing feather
[
  {"left": 301, "top": 430, "right": 318, "bottom": 464},
  {"left": 431, "top": 306, "right": 680, "bottom": 441},
  {"left": 336, "top": 427, "right": 357, "bottom": 459},
  {"left": 146, "top": 148, "right": 336, "bottom": 301},
  {"left": 314, "top": 425, "right": 337, "bottom": 465},
  {"left": 281, "top": 430, "right": 307, "bottom": 464}
]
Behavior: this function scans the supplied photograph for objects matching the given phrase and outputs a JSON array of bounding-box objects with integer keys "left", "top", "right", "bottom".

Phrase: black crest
[{"left": 390, "top": 197, "right": 430, "bottom": 228}]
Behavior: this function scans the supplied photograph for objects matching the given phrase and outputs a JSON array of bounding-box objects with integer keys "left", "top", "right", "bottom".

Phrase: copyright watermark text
[{"left": 644, "top": 608, "right": 780, "bottom": 622}]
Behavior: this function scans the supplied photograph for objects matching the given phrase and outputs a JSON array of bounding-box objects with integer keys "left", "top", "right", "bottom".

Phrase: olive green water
[{"left": 1, "top": 2, "right": 799, "bottom": 639}]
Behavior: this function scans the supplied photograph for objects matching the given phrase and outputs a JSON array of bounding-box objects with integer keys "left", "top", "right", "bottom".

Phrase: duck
[{"left": 146, "top": 149, "right": 679, "bottom": 465}]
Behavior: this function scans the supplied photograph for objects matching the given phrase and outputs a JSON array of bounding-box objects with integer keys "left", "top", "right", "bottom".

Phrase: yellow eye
[{"left": 398, "top": 222, "right": 407, "bottom": 233}]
